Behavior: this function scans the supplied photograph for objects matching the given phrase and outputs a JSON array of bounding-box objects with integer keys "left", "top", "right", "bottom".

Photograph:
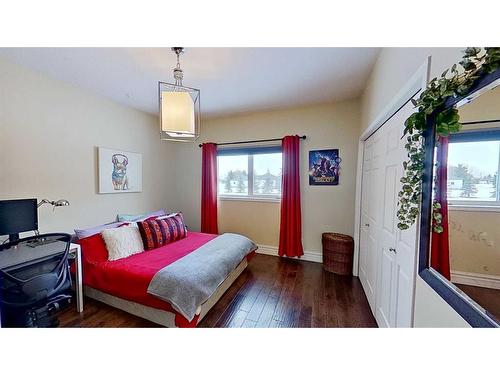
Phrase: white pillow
[{"left": 101, "top": 223, "right": 144, "bottom": 261}]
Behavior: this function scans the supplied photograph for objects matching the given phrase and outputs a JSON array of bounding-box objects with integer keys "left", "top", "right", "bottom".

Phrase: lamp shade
[
  {"left": 54, "top": 199, "right": 70, "bottom": 207},
  {"left": 161, "top": 91, "right": 195, "bottom": 136},
  {"left": 159, "top": 82, "right": 200, "bottom": 141}
]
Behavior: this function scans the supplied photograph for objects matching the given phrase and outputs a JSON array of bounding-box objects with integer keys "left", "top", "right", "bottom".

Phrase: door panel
[
  {"left": 382, "top": 166, "right": 398, "bottom": 232},
  {"left": 359, "top": 136, "right": 381, "bottom": 311},
  {"left": 359, "top": 144, "right": 374, "bottom": 308},
  {"left": 377, "top": 249, "right": 394, "bottom": 327},
  {"left": 359, "top": 97, "right": 419, "bottom": 328},
  {"left": 395, "top": 263, "right": 412, "bottom": 327},
  {"left": 376, "top": 163, "right": 398, "bottom": 326},
  {"left": 381, "top": 99, "right": 419, "bottom": 327}
]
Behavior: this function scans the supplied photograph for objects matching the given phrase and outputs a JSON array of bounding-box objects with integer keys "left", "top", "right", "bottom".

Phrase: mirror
[{"left": 428, "top": 80, "right": 500, "bottom": 325}]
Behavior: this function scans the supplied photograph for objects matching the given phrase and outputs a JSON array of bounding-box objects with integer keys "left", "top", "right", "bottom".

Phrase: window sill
[
  {"left": 448, "top": 204, "right": 500, "bottom": 212},
  {"left": 218, "top": 196, "right": 281, "bottom": 203}
]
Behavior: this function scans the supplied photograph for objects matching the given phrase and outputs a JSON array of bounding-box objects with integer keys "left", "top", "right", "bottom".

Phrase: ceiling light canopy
[{"left": 159, "top": 47, "right": 201, "bottom": 142}]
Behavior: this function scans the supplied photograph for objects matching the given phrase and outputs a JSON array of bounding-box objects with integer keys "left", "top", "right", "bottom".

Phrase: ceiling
[{"left": 0, "top": 48, "right": 380, "bottom": 118}]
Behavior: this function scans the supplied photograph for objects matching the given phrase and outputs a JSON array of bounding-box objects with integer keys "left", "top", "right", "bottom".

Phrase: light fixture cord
[{"left": 173, "top": 50, "right": 184, "bottom": 87}]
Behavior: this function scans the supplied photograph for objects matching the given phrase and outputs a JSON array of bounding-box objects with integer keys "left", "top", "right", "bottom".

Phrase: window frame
[
  {"left": 447, "top": 128, "right": 500, "bottom": 209},
  {"left": 217, "top": 145, "right": 282, "bottom": 202}
]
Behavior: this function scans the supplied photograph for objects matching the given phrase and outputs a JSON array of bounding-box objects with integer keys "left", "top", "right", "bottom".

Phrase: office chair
[{"left": 0, "top": 233, "right": 73, "bottom": 327}]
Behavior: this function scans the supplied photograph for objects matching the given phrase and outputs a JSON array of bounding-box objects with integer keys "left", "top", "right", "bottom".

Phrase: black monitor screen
[{"left": 0, "top": 199, "right": 38, "bottom": 236}]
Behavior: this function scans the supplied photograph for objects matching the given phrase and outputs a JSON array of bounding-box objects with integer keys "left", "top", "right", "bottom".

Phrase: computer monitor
[{"left": 0, "top": 199, "right": 38, "bottom": 243}]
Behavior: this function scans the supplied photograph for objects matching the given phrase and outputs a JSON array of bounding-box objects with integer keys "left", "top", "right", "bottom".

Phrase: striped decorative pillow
[{"left": 137, "top": 213, "right": 187, "bottom": 250}]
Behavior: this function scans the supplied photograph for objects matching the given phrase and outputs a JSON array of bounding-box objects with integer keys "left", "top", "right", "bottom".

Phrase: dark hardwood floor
[
  {"left": 455, "top": 283, "right": 500, "bottom": 323},
  {"left": 58, "top": 254, "right": 377, "bottom": 328}
]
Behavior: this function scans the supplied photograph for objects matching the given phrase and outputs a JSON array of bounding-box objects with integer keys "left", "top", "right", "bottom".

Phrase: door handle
[
  {"left": 365, "top": 223, "right": 370, "bottom": 227},
  {"left": 389, "top": 247, "right": 397, "bottom": 253}
]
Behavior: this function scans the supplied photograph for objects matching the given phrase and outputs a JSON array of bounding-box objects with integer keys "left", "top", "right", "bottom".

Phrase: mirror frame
[{"left": 419, "top": 67, "right": 500, "bottom": 328}]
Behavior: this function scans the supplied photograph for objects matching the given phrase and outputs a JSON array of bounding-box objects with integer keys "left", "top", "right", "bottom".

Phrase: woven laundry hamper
[{"left": 322, "top": 233, "right": 354, "bottom": 275}]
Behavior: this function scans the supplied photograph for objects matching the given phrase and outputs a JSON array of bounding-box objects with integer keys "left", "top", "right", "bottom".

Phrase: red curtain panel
[
  {"left": 431, "top": 137, "right": 451, "bottom": 280},
  {"left": 279, "top": 135, "right": 304, "bottom": 258},
  {"left": 201, "top": 143, "right": 219, "bottom": 234}
]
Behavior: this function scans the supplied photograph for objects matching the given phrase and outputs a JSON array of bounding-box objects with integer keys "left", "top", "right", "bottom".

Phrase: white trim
[
  {"left": 218, "top": 195, "right": 281, "bottom": 203},
  {"left": 352, "top": 137, "right": 364, "bottom": 277},
  {"left": 354, "top": 57, "right": 430, "bottom": 277},
  {"left": 359, "top": 57, "right": 430, "bottom": 142},
  {"left": 256, "top": 244, "right": 323, "bottom": 263},
  {"left": 248, "top": 153, "right": 254, "bottom": 196},
  {"left": 451, "top": 270, "right": 500, "bottom": 290},
  {"left": 353, "top": 57, "right": 430, "bottom": 326},
  {"left": 448, "top": 204, "right": 500, "bottom": 212}
]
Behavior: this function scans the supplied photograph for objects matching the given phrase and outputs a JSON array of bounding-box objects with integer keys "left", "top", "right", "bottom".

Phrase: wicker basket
[{"left": 322, "top": 233, "right": 354, "bottom": 275}]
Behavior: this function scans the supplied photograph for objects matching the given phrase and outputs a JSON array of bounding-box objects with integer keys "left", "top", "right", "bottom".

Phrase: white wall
[
  {"left": 413, "top": 277, "right": 469, "bottom": 327},
  {"left": 0, "top": 57, "right": 176, "bottom": 236},
  {"left": 361, "top": 48, "right": 464, "bottom": 130},
  {"left": 168, "top": 101, "right": 362, "bottom": 256},
  {"left": 360, "top": 47, "right": 471, "bottom": 327}
]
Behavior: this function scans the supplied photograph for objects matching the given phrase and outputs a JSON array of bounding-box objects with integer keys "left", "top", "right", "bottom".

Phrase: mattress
[
  {"left": 84, "top": 256, "right": 249, "bottom": 327},
  {"left": 82, "top": 232, "right": 218, "bottom": 316}
]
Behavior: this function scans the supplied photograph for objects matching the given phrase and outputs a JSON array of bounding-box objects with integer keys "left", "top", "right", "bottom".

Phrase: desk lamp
[
  {"left": 28, "top": 199, "right": 70, "bottom": 247},
  {"left": 37, "top": 199, "right": 70, "bottom": 210}
]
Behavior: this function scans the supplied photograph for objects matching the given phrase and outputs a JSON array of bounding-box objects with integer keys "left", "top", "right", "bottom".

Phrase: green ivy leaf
[{"left": 398, "top": 47, "right": 500, "bottom": 232}]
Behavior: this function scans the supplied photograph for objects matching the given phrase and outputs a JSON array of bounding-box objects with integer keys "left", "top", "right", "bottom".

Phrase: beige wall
[
  {"left": 218, "top": 200, "right": 281, "bottom": 246},
  {"left": 360, "top": 47, "right": 471, "bottom": 327},
  {"left": 459, "top": 86, "right": 500, "bottom": 122},
  {"left": 0, "top": 57, "right": 176, "bottom": 236},
  {"left": 449, "top": 210, "right": 500, "bottom": 277},
  {"left": 169, "top": 101, "right": 362, "bottom": 255}
]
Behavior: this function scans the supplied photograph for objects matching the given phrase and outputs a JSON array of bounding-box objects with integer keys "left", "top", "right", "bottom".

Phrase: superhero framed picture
[{"left": 308, "top": 149, "right": 341, "bottom": 186}]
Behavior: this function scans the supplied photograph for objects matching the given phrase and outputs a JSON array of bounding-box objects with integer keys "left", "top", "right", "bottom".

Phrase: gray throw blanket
[{"left": 147, "top": 233, "right": 257, "bottom": 321}]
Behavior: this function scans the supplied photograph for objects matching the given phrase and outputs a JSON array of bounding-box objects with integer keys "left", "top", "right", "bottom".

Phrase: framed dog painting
[
  {"left": 308, "top": 149, "right": 341, "bottom": 186},
  {"left": 98, "top": 147, "right": 143, "bottom": 193}
]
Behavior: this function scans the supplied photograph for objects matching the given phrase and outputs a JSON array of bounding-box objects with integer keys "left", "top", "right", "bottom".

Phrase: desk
[{"left": 0, "top": 241, "right": 83, "bottom": 313}]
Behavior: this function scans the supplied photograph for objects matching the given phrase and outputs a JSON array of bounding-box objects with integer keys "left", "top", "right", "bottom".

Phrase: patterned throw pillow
[{"left": 137, "top": 213, "right": 187, "bottom": 250}]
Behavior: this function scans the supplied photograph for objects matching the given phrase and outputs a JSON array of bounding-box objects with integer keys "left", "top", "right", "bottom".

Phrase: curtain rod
[
  {"left": 462, "top": 119, "right": 500, "bottom": 125},
  {"left": 198, "top": 135, "right": 306, "bottom": 148}
]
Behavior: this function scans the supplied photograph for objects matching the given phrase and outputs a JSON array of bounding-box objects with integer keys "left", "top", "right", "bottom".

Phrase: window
[
  {"left": 217, "top": 146, "right": 282, "bottom": 200},
  {"left": 218, "top": 154, "right": 249, "bottom": 195},
  {"left": 447, "top": 129, "right": 500, "bottom": 207}
]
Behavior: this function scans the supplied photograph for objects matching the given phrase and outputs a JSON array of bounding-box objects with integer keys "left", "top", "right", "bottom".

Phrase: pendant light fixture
[{"left": 159, "top": 47, "right": 201, "bottom": 141}]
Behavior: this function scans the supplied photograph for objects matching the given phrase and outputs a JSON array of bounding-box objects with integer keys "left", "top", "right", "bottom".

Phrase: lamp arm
[{"left": 37, "top": 199, "right": 53, "bottom": 208}]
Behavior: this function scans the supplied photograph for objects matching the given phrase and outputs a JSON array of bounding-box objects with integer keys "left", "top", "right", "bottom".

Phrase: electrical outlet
[{"left": 483, "top": 265, "right": 489, "bottom": 272}]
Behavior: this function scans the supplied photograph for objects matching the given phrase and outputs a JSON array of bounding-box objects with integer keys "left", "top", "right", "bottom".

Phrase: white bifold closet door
[{"left": 359, "top": 99, "right": 419, "bottom": 328}]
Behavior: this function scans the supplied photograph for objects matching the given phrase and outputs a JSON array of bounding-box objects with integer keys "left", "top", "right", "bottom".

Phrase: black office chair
[{"left": 0, "top": 233, "right": 73, "bottom": 327}]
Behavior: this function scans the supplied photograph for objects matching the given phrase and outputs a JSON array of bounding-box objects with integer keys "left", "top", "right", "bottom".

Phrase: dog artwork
[
  {"left": 98, "top": 147, "right": 142, "bottom": 193},
  {"left": 111, "top": 153, "right": 129, "bottom": 190}
]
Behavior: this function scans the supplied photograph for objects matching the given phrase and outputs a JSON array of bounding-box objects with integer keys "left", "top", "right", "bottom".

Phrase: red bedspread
[{"left": 80, "top": 231, "right": 218, "bottom": 325}]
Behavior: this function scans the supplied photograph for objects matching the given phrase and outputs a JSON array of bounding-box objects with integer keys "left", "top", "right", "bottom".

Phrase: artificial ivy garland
[{"left": 397, "top": 47, "right": 500, "bottom": 231}]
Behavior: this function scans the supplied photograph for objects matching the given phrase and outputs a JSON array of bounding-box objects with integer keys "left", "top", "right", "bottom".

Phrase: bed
[{"left": 77, "top": 231, "right": 257, "bottom": 327}]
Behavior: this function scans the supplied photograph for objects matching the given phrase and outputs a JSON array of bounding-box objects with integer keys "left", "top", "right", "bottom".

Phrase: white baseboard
[
  {"left": 451, "top": 270, "right": 500, "bottom": 290},
  {"left": 256, "top": 244, "right": 323, "bottom": 263}
]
